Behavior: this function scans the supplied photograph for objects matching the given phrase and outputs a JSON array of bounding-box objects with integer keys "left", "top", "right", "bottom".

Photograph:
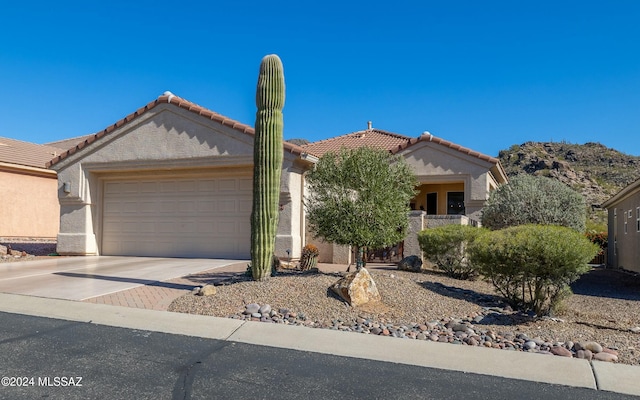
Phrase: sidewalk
[{"left": 2, "top": 291, "right": 640, "bottom": 397}]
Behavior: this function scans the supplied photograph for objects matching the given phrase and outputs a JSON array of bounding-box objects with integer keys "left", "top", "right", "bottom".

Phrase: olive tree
[
  {"left": 481, "top": 174, "right": 586, "bottom": 231},
  {"left": 305, "top": 147, "right": 417, "bottom": 270}
]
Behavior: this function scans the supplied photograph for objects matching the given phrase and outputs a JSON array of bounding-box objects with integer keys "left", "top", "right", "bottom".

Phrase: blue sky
[{"left": 2, "top": 1, "right": 640, "bottom": 157}]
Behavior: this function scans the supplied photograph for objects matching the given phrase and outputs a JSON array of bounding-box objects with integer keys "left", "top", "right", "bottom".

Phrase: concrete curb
[{"left": 0, "top": 293, "right": 638, "bottom": 396}]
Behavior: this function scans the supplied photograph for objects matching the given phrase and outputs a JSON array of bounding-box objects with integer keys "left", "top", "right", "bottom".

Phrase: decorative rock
[
  {"left": 397, "top": 255, "right": 422, "bottom": 272},
  {"left": 630, "top": 327, "right": 640, "bottom": 334},
  {"left": 593, "top": 352, "right": 618, "bottom": 362},
  {"left": 583, "top": 341, "right": 603, "bottom": 353},
  {"left": 576, "top": 350, "right": 593, "bottom": 361},
  {"left": 244, "top": 303, "right": 260, "bottom": 314},
  {"left": 331, "top": 268, "right": 381, "bottom": 307},
  {"left": 196, "top": 284, "right": 217, "bottom": 296},
  {"left": 259, "top": 304, "right": 272, "bottom": 314},
  {"left": 602, "top": 348, "right": 619, "bottom": 356},
  {"left": 550, "top": 346, "right": 573, "bottom": 357},
  {"left": 524, "top": 341, "right": 537, "bottom": 350},
  {"left": 0, "top": 245, "right": 6, "bottom": 255}
]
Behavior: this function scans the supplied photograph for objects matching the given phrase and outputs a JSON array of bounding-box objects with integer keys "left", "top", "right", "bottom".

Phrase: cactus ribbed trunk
[{"left": 250, "top": 54, "right": 285, "bottom": 281}]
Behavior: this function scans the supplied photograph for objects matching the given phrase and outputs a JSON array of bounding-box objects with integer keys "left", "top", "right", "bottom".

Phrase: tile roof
[
  {"left": 301, "top": 127, "right": 412, "bottom": 157},
  {"left": 302, "top": 127, "right": 499, "bottom": 164},
  {"left": 302, "top": 128, "right": 508, "bottom": 183},
  {"left": 0, "top": 136, "right": 65, "bottom": 170},
  {"left": 47, "top": 92, "right": 309, "bottom": 168},
  {"left": 392, "top": 132, "right": 500, "bottom": 164}
]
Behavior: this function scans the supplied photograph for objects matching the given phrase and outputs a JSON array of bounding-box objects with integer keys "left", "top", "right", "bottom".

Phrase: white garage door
[{"left": 101, "top": 173, "right": 252, "bottom": 258}]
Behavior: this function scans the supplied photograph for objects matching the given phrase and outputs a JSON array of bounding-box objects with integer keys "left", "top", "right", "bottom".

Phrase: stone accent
[
  {"left": 331, "top": 268, "right": 381, "bottom": 307},
  {"left": 196, "top": 285, "right": 217, "bottom": 296},
  {"left": 397, "top": 255, "right": 423, "bottom": 272}
]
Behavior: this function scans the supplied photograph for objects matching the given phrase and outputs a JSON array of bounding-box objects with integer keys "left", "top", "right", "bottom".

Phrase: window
[
  {"left": 624, "top": 210, "right": 628, "bottom": 234},
  {"left": 637, "top": 207, "right": 640, "bottom": 232},
  {"left": 447, "top": 192, "right": 465, "bottom": 215}
]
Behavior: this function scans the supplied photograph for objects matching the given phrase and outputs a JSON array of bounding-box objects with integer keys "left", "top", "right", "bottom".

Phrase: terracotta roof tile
[
  {"left": 392, "top": 132, "right": 500, "bottom": 164},
  {"left": 302, "top": 128, "right": 506, "bottom": 182},
  {"left": 47, "top": 92, "right": 309, "bottom": 168},
  {"left": 301, "top": 128, "right": 412, "bottom": 157},
  {"left": 0, "top": 136, "right": 65, "bottom": 169}
]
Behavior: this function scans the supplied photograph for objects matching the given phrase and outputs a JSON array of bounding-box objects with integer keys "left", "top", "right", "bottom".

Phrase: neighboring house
[
  {"left": 601, "top": 178, "right": 640, "bottom": 273},
  {"left": 47, "top": 92, "right": 315, "bottom": 259},
  {"left": 302, "top": 123, "right": 508, "bottom": 263},
  {"left": 0, "top": 137, "right": 65, "bottom": 238}
]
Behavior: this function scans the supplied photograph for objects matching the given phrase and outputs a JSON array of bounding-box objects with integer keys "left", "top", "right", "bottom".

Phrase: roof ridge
[
  {"left": 0, "top": 135, "right": 64, "bottom": 151},
  {"left": 392, "top": 132, "right": 499, "bottom": 164},
  {"left": 47, "top": 92, "right": 312, "bottom": 168},
  {"left": 302, "top": 127, "right": 411, "bottom": 148}
]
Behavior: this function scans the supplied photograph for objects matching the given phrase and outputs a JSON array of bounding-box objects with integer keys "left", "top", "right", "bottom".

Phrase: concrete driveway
[{"left": 0, "top": 256, "right": 244, "bottom": 301}]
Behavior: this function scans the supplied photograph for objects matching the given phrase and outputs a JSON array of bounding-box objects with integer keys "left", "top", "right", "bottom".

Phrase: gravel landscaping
[
  {"left": 169, "top": 264, "right": 640, "bottom": 366},
  {"left": 2, "top": 239, "right": 638, "bottom": 366}
]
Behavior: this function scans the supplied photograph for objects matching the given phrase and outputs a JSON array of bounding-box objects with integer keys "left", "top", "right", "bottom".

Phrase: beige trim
[{"left": 0, "top": 162, "right": 57, "bottom": 178}]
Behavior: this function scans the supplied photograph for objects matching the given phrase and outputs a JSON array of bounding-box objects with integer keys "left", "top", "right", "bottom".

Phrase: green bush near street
[{"left": 469, "top": 224, "right": 599, "bottom": 316}]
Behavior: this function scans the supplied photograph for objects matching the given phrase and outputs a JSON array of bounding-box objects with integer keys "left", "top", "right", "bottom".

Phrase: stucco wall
[
  {"left": 0, "top": 168, "right": 59, "bottom": 238},
  {"left": 52, "top": 104, "right": 310, "bottom": 257},
  {"left": 400, "top": 141, "right": 496, "bottom": 222},
  {"left": 607, "top": 195, "right": 640, "bottom": 273}
]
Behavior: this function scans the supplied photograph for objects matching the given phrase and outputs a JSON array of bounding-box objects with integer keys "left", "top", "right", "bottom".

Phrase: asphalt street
[{"left": 0, "top": 312, "right": 636, "bottom": 400}]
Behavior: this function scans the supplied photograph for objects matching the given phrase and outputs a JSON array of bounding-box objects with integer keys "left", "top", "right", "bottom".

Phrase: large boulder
[
  {"left": 331, "top": 268, "right": 381, "bottom": 307},
  {"left": 397, "top": 255, "right": 423, "bottom": 272}
]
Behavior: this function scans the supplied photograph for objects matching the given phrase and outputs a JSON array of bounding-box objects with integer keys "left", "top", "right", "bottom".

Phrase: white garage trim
[{"left": 100, "top": 169, "right": 252, "bottom": 258}]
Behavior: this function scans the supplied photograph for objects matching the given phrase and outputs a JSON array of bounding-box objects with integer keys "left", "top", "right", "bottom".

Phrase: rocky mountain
[{"left": 497, "top": 142, "right": 640, "bottom": 225}]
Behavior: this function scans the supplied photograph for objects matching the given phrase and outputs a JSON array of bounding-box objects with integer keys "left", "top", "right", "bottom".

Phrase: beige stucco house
[
  {"left": 302, "top": 125, "right": 509, "bottom": 263},
  {"left": 0, "top": 137, "right": 63, "bottom": 238},
  {"left": 602, "top": 178, "right": 640, "bottom": 273},
  {"left": 47, "top": 92, "right": 315, "bottom": 259}
]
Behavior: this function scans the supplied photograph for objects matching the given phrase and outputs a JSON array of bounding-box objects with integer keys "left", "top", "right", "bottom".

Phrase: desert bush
[
  {"left": 469, "top": 224, "right": 599, "bottom": 316},
  {"left": 418, "top": 225, "right": 486, "bottom": 279},
  {"left": 481, "top": 174, "right": 586, "bottom": 232}
]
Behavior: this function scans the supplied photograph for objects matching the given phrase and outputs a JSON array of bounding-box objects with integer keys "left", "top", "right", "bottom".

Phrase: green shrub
[
  {"left": 418, "top": 225, "right": 486, "bottom": 279},
  {"left": 481, "top": 174, "right": 586, "bottom": 232},
  {"left": 469, "top": 224, "right": 599, "bottom": 316}
]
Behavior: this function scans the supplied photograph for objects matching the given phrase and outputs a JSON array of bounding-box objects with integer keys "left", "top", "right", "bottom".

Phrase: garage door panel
[{"left": 102, "top": 174, "right": 251, "bottom": 258}]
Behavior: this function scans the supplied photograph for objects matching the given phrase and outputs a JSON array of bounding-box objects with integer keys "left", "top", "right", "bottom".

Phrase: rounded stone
[
  {"left": 244, "top": 303, "right": 260, "bottom": 314},
  {"left": 593, "top": 352, "right": 618, "bottom": 362},
  {"left": 584, "top": 341, "right": 603, "bottom": 353},
  {"left": 524, "top": 341, "right": 537, "bottom": 350},
  {"left": 576, "top": 349, "right": 593, "bottom": 360},
  {"left": 259, "top": 304, "right": 272, "bottom": 314},
  {"left": 550, "top": 346, "right": 573, "bottom": 357}
]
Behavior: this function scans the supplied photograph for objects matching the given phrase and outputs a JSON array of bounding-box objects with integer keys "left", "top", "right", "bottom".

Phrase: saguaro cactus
[{"left": 250, "top": 54, "right": 285, "bottom": 281}]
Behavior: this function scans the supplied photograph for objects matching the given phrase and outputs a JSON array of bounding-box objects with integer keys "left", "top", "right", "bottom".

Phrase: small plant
[
  {"left": 469, "top": 224, "right": 599, "bottom": 316},
  {"left": 418, "top": 225, "right": 485, "bottom": 279},
  {"left": 299, "top": 244, "right": 319, "bottom": 271}
]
